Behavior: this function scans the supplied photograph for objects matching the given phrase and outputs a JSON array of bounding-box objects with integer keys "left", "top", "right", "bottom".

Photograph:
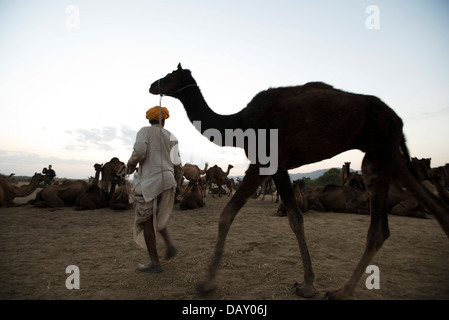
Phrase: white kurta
[{"left": 127, "top": 125, "right": 181, "bottom": 202}]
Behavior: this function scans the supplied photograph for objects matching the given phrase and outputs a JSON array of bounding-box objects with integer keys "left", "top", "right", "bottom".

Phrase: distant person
[
  {"left": 42, "top": 164, "right": 56, "bottom": 186},
  {"left": 127, "top": 106, "right": 183, "bottom": 273}
]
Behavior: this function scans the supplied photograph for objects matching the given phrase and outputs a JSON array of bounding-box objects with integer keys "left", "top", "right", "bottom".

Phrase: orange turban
[{"left": 146, "top": 106, "right": 170, "bottom": 121}]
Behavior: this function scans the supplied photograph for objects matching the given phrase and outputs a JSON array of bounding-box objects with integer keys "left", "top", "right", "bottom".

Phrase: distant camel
[
  {"left": 180, "top": 181, "right": 205, "bottom": 210},
  {"left": 386, "top": 181, "right": 427, "bottom": 218},
  {"left": 260, "top": 177, "right": 278, "bottom": 202},
  {"left": 305, "top": 184, "right": 370, "bottom": 215},
  {"left": 205, "top": 164, "right": 234, "bottom": 197},
  {"left": 182, "top": 163, "right": 208, "bottom": 198},
  {"left": 30, "top": 179, "right": 89, "bottom": 208},
  {"left": 429, "top": 165, "right": 449, "bottom": 205},
  {"left": 183, "top": 163, "right": 208, "bottom": 182},
  {"left": 412, "top": 157, "right": 449, "bottom": 204},
  {"left": 277, "top": 179, "right": 308, "bottom": 216},
  {"left": 0, "top": 173, "right": 16, "bottom": 183},
  {"left": 75, "top": 163, "right": 110, "bottom": 210},
  {"left": 0, "top": 173, "right": 44, "bottom": 207},
  {"left": 340, "top": 162, "right": 365, "bottom": 191},
  {"left": 150, "top": 63, "right": 449, "bottom": 300}
]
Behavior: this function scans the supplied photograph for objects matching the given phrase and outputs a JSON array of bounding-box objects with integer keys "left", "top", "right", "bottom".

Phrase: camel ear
[{"left": 177, "top": 63, "right": 183, "bottom": 70}]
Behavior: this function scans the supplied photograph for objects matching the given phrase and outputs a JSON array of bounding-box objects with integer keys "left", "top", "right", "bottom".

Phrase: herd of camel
[
  {"left": 1, "top": 155, "right": 448, "bottom": 220},
  {"left": 277, "top": 159, "right": 449, "bottom": 219},
  {"left": 0, "top": 157, "right": 130, "bottom": 210},
  {"left": 177, "top": 158, "right": 449, "bottom": 220},
  {"left": 1, "top": 156, "right": 448, "bottom": 219}
]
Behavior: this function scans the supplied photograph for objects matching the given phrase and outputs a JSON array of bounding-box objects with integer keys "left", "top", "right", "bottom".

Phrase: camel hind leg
[
  {"left": 272, "top": 170, "right": 317, "bottom": 298},
  {"left": 326, "top": 151, "right": 392, "bottom": 299},
  {"left": 196, "top": 165, "right": 266, "bottom": 294}
]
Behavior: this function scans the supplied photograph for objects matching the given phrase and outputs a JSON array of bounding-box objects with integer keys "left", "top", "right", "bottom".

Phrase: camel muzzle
[{"left": 149, "top": 82, "right": 160, "bottom": 94}]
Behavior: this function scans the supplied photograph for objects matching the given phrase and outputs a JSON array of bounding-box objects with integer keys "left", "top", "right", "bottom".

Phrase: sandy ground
[{"left": 0, "top": 187, "right": 448, "bottom": 301}]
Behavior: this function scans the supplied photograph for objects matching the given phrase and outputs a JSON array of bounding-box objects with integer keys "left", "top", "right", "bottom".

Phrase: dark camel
[
  {"left": 260, "top": 177, "right": 279, "bottom": 202},
  {"left": 340, "top": 162, "right": 365, "bottom": 191},
  {"left": 150, "top": 63, "right": 449, "bottom": 299},
  {"left": 179, "top": 180, "right": 205, "bottom": 210},
  {"left": 412, "top": 157, "right": 449, "bottom": 204},
  {"left": 340, "top": 161, "right": 427, "bottom": 218},
  {"left": 429, "top": 165, "right": 449, "bottom": 205},
  {"left": 75, "top": 164, "right": 110, "bottom": 210},
  {"left": 277, "top": 179, "right": 308, "bottom": 216},
  {"left": 386, "top": 181, "right": 428, "bottom": 218},
  {"left": 110, "top": 184, "right": 132, "bottom": 210},
  {"left": 205, "top": 164, "right": 234, "bottom": 197},
  {"left": 305, "top": 184, "right": 370, "bottom": 215}
]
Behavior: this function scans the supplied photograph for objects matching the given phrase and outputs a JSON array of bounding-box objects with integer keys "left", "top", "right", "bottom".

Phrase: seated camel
[
  {"left": 429, "top": 165, "right": 449, "bottom": 204},
  {"left": 110, "top": 184, "right": 132, "bottom": 210},
  {"left": 306, "top": 182, "right": 427, "bottom": 218},
  {"left": 277, "top": 179, "right": 308, "bottom": 216},
  {"left": 339, "top": 162, "right": 366, "bottom": 191},
  {"left": 181, "top": 163, "right": 208, "bottom": 200},
  {"left": 0, "top": 173, "right": 45, "bottom": 207},
  {"left": 29, "top": 179, "right": 89, "bottom": 208},
  {"left": 412, "top": 157, "right": 449, "bottom": 205},
  {"left": 386, "top": 182, "right": 428, "bottom": 218},
  {"left": 306, "top": 184, "right": 370, "bottom": 215},
  {"left": 179, "top": 181, "right": 204, "bottom": 210},
  {"left": 101, "top": 157, "right": 125, "bottom": 195},
  {"left": 75, "top": 163, "right": 110, "bottom": 210},
  {"left": 75, "top": 184, "right": 110, "bottom": 210}
]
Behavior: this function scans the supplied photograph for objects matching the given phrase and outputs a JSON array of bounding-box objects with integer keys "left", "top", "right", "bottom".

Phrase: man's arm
[{"left": 127, "top": 129, "right": 147, "bottom": 174}]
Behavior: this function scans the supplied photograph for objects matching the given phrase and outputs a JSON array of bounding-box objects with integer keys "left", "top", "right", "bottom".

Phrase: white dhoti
[{"left": 133, "top": 188, "right": 175, "bottom": 250}]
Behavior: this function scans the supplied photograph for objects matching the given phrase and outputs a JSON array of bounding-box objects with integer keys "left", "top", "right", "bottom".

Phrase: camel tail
[
  {"left": 398, "top": 135, "right": 419, "bottom": 178},
  {"left": 396, "top": 134, "right": 449, "bottom": 238}
]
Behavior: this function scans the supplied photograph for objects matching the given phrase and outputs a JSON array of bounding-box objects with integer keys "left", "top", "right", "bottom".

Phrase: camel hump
[
  {"left": 302, "top": 82, "right": 334, "bottom": 90},
  {"left": 322, "top": 184, "right": 340, "bottom": 191}
]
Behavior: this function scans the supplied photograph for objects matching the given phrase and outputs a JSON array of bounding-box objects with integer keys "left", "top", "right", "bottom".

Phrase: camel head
[
  {"left": 149, "top": 63, "right": 197, "bottom": 97},
  {"left": 31, "top": 173, "right": 45, "bottom": 185},
  {"left": 94, "top": 163, "right": 103, "bottom": 172}
]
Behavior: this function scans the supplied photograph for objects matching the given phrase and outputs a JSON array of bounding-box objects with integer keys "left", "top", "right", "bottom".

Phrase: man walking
[{"left": 127, "top": 106, "right": 183, "bottom": 273}]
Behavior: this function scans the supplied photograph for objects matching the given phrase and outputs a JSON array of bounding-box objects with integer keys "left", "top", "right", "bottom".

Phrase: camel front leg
[
  {"left": 273, "top": 170, "right": 317, "bottom": 298},
  {"left": 196, "top": 165, "right": 265, "bottom": 295}
]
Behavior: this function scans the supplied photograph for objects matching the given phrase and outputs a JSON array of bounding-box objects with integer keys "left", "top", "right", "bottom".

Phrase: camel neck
[
  {"left": 175, "top": 86, "right": 243, "bottom": 136},
  {"left": 14, "top": 179, "right": 40, "bottom": 197}
]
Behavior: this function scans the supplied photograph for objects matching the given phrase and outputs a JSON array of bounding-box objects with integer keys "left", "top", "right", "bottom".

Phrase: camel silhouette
[{"left": 149, "top": 63, "right": 449, "bottom": 299}]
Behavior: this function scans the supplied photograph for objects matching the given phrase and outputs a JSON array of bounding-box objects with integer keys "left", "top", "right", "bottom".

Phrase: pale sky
[{"left": 1, "top": 0, "right": 448, "bottom": 179}]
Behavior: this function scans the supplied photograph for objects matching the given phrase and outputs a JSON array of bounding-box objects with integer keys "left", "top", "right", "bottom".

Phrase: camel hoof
[
  {"left": 292, "top": 282, "right": 317, "bottom": 298},
  {"left": 196, "top": 280, "right": 217, "bottom": 295},
  {"left": 325, "top": 288, "right": 349, "bottom": 300}
]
